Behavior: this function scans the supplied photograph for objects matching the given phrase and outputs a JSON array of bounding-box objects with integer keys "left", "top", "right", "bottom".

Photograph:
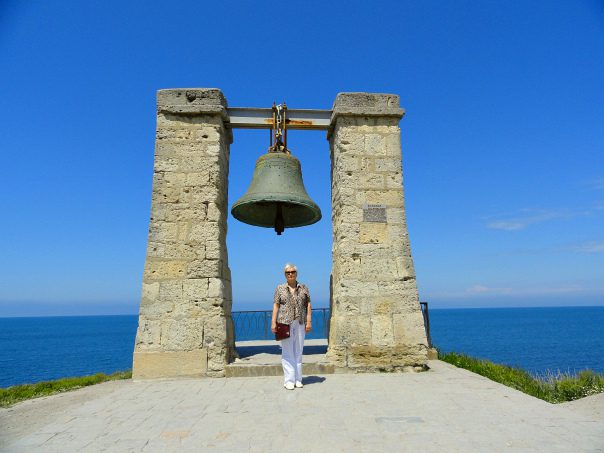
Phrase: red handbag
[{"left": 275, "top": 323, "right": 290, "bottom": 341}]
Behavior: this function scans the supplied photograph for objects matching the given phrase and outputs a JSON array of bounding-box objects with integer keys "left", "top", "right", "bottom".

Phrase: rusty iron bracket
[{"left": 226, "top": 107, "right": 331, "bottom": 130}]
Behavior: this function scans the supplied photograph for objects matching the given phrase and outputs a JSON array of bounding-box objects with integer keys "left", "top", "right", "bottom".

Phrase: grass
[
  {"left": 439, "top": 351, "right": 604, "bottom": 403},
  {"left": 0, "top": 370, "right": 132, "bottom": 408}
]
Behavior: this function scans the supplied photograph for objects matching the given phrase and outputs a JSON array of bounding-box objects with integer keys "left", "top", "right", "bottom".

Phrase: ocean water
[
  {"left": 429, "top": 306, "right": 604, "bottom": 376},
  {"left": 0, "top": 306, "right": 602, "bottom": 388}
]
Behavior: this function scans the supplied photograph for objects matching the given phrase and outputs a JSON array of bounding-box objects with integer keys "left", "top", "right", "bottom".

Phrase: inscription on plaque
[{"left": 363, "top": 204, "right": 387, "bottom": 223}]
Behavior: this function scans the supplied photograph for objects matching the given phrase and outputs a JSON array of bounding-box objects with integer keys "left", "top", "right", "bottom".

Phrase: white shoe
[
  {"left": 284, "top": 382, "right": 295, "bottom": 390},
  {"left": 295, "top": 381, "right": 304, "bottom": 388}
]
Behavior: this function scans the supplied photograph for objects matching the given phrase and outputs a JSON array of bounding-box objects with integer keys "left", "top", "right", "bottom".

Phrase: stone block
[
  {"left": 347, "top": 345, "right": 427, "bottom": 369},
  {"left": 146, "top": 241, "right": 203, "bottom": 260},
  {"left": 359, "top": 223, "right": 388, "bottom": 244},
  {"left": 138, "top": 299, "right": 174, "bottom": 320},
  {"left": 333, "top": 296, "right": 362, "bottom": 314},
  {"left": 185, "top": 172, "right": 211, "bottom": 186},
  {"left": 358, "top": 157, "right": 374, "bottom": 172},
  {"left": 172, "top": 299, "right": 223, "bottom": 319},
  {"left": 329, "top": 315, "right": 371, "bottom": 345},
  {"left": 188, "top": 221, "right": 222, "bottom": 243},
  {"left": 132, "top": 349, "right": 208, "bottom": 379},
  {"left": 141, "top": 282, "right": 160, "bottom": 301},
  {"left": 364, "top": 134, "right": 386, "bottom": 155},
  {"left": 144, "top": 260, "right": 187, "bottom": 281},
  {"left": 206, "top": 202, "right": 222, "bottom": 222},
  {"left": 134, "top": 319, "right": 161, "bottom": 348},
  {"left": 183, "top": 278, "right": 209, "bottom": 300},
  {"left": 374, "top": 157, "right": 402, "bottom": 173},
  {"left": 334, "top": 279, "right": 379, "bottom": 298},
  {"left": 151, "top": 185, "right": 182, "bottom": 204},
  {"left": 159, "top": 318, "right": 204, "bottom": 350},
  {"left": 205, "top": 240, "right": 223, "bottom": 260},
  {"left": 331, "top": 92, "right": 404, "bottom": 118},
  {"left": 386, "top": 208, "right": 405, "bottom": 224},
  {"left": 395, "top": 311, "right": 427, "bottom": 341},
  {"left": 194, "top": 126, "right": 221, "bottom": 142},
  {"left": 384, "top": 172, "right": 403, "bottom": 189},
  {"left": 395, "top": 256, "right": 416, "bottom": 279},
  {"left": 148, "top": 222, "right": 180, "bottom": 243},
  {"left": 385, "top": 133, "right": 402, "bottom": 157},
  {"left": 189, "top": 185, "right": 222, "bottom": 204},
  {"left": 333, "top": 154, "right": 359, "bottom": 173},
  {"left": 371, "top": 314, "right": 394, "bottom": 345},
  {"left": 325, "top": 345, "right": 347, "bottom": 367},
  {"left": 158, "top": 281, "right": 183, "bottom": 301},
  {"left": 208, "top": 278, "right": 226, "bottom": 298},
  {"left": 153, "top": 153, "right": 180, "bottom": 172},
  {"left": 357, "top": 189, "right": 404, "bottom": 207},
  {"left": 157, "top": 88, "right": 227, "bottom": 110},
  {"left": 155, "top": 128, "right": 195, "bottom": 142},
  {"left": 376, "top": 280, "right": 418, "bottom": 300},
  {"left": 332, "top": 222, "right": 360, "bottom": 244},
  {"left": 203, "top": 316, "right": 228, "bottom": 347},
  {"left": 207, "top": 347, "right": 228, "bottom": 376},
  {"left": 358, "top": 173, "right": 384, "bottom": 189},
  {"left": 186, "top": 259, "right": 223, "bottom": 278},
  {"left": 362, "top": 297, "right": 395, "bottom": 315}
]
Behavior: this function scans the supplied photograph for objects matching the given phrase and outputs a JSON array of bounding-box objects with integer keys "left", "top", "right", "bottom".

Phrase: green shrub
[
  {"left": 0, "top": 370, "right": 132, "bottom": 408},
  {"left": 438, "top": 351, "right": 604, "bottom": 403}
]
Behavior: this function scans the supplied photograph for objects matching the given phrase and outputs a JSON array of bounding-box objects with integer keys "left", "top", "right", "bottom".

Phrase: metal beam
[{"left": 226, "top": 107, "right": 331, "bottom": 130}]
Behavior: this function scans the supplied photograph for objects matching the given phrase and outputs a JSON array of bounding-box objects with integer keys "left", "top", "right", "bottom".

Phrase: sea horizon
[
  {"left": 1, "top": 305, "right": 603, "bottom": 387},
  {"left": 1, "top": 303, "right": 603, "bottom": 319}
]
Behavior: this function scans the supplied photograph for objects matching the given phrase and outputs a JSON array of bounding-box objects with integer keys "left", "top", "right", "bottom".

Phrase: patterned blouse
[{"left": 273, "top": 282, "right": 311, "bottom": 325}]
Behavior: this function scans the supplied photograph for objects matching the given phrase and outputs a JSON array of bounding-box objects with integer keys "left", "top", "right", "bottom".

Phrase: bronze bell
[{"left": 231, "top": 103, "right": 322, "bottom": 235}]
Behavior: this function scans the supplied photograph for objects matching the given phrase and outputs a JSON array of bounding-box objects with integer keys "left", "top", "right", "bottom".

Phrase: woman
[{"left": 271, "top": 263, "right": 312, "bottom": 390}]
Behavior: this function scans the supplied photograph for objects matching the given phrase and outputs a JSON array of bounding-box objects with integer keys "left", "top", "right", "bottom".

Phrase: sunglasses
[{"left": 285, "top": 271, "right": 297, "bottom": 275}]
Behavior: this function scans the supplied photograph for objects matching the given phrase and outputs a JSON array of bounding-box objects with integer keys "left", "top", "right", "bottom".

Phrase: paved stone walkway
[{"left": 1, "top": 360, "right": 603, "bottom": 452}]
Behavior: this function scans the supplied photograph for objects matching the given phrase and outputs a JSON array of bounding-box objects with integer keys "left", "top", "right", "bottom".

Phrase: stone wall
[
  {"left": 133, "top": 88, "right": 235, "bottom": 378},
  {"left": 327, "top": 93, "right": 428, "bottom": 371}
]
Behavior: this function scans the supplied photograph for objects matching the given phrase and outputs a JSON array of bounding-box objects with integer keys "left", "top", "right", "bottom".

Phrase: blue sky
[{"left": 1, "top": 1, "right": 603, "bottom": 316}]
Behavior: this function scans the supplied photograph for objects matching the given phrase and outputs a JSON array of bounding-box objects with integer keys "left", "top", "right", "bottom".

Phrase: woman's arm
[
  {"left": 271, "top": 302, "right": 279, "bottom": 333},
  {"left": 306, "top": 298, "right": 312, "bottom": 333}
]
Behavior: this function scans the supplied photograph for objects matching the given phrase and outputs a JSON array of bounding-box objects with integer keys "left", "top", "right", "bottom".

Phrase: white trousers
[{"left": 281, "top": 320, "right": 305, "bottom": 384}]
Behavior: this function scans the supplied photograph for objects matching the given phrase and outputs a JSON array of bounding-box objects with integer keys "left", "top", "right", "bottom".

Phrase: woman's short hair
[{"left": 284, "top": 263, "right": 297, "bottom": 272}]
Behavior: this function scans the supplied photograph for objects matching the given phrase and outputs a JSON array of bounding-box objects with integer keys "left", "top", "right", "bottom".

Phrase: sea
[{"left": 0, "top": 306, "right": 602, "bottom": 388}]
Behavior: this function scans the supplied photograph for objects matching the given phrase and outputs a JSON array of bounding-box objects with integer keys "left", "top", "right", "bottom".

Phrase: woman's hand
[
  {"left": 271, "top": 322, "right": 277, "bottom": 333},
  {"left": 305, "top": 321, "right": 312, "bottom": 333}
]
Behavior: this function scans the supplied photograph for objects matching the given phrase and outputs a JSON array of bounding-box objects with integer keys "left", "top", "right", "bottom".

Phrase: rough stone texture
[
  {"left": 133, "top": 88, "right": 235, "bottom": 378},
  {"left": 3, "top": 361, "right": 603, "bottom": 452},
  {"left": 327, "top": 92, "right": 429, "bottom": 370}
]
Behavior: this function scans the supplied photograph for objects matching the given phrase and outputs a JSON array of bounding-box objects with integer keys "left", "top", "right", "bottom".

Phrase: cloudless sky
[{"left": 1, "top": 1, "right": 603, "bottom": 316}]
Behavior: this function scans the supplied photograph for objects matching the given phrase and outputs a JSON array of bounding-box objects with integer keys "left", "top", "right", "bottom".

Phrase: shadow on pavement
[
  {"left": 236, "top": 344, "right": 328, "bottom": 359},
  {"left": 303, "top": 376, "right": 327, "bottom": 385}
]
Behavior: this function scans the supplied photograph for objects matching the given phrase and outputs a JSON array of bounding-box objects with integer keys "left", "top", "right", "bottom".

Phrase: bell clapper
[
  {"left": 271, "top": 104, "right": 288, "bottom": 235},
  {"left": 275, "top": 202, "right": 285, "bottom": 235}
]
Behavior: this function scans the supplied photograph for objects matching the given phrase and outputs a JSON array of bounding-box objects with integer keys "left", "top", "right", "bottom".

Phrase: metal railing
[
  {"left": 232, "top": 308, "right": 330, "bottom": 341},
  {"left": 232, "top": 303, "right": 433, "bottom": 347},
  {"left": 420, "top": 301, "right": 433, "bottom": 348}
]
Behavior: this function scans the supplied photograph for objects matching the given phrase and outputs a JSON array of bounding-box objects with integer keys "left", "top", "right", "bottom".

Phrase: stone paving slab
[
  {"left": 1, "top": 360, "right": 603, "bottom": 452},
  {"left": 233, "top": 339, "right": 328, "bottom": 365},
  {"left": 226, "top": 340, "right": 335, "bottom": 377}
]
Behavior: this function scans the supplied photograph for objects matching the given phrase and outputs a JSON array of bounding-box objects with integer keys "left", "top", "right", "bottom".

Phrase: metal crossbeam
[{"left": 226, "top": 107, "right": 331, "bottom": 130}]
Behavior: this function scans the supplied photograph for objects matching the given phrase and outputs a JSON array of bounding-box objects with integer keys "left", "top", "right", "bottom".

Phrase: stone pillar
[
  {"left": 327, "top": 92, "right": 428, "bottom": 371},
  {"left": 133, "top": 88, "right": 235, "bottom": 379}
]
